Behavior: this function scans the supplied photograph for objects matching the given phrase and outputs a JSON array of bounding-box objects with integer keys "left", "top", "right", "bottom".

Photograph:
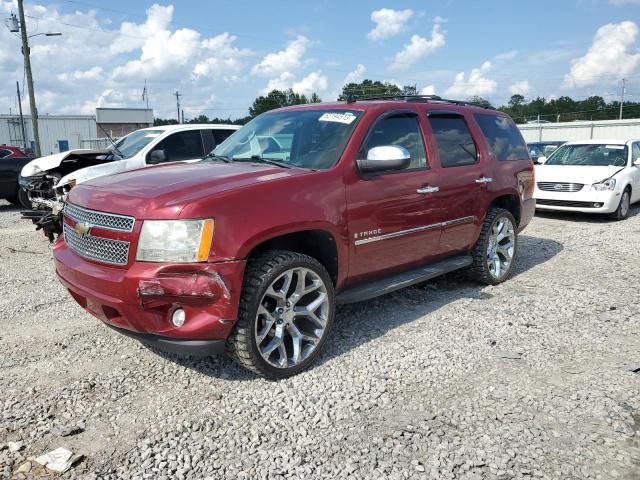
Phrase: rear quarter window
[
  {"left": 0, "top": 149, "right": 11, "bottom": 158},
  {"left": 474, "top": 114, "right": 529, "bottom": 161}
]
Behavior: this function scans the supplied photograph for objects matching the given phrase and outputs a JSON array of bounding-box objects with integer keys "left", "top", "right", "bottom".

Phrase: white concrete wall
[{"left": 519, "top": 118, "right": 640, "bottom": 143}]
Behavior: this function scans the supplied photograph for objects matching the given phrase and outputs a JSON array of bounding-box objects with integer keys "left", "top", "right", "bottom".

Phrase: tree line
[{"left": 154, "top": 80, "right": 640, "bottom": 126}]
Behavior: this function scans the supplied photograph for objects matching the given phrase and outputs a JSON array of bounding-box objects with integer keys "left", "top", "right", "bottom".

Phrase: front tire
[
  {"left": 611, "top": 188, "right": 631, "bottom": 221},
  {"left": 18, "top": 188, "right": 31, "bottom": 209},
  {"left": 469, "top": 207, "right": 518, "bottom": 285},
  {"left": 226, "top": 250, "right": 335, "bottom": 379}
]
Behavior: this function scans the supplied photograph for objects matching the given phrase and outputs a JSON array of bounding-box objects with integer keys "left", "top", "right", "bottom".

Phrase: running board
[{"left": 336, "top": 255, "right": 472, "bottom": 305}]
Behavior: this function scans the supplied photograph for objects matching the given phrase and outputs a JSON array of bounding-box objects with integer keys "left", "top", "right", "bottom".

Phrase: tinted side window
[
  {"left": 153, "top": 130, "right": 204, "bottom": 162},
  {"left": 474, "top": 114, "right": 528, "bottom": 161},
  {"left": 633, "top": 142, "right": 640, "bottom": 162},
  {"left": 213, "top": 129, "right": 236, "bottom": 146},
  {"left": 362, "top": 114, "right": 427, "bottom": 170},
  {"left": 0, "top": 149, "right": 11, "bottom": 159},
  {"left": 429, "top": 117, "right": 478, "bottom": 168}
]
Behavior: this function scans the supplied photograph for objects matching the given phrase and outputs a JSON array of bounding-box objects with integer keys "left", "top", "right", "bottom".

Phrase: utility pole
[
  {"left": 142, "top": 79, "right": 149, "bottom": 109},
  {"left": 16, "top": 81, "right": 27, "bottom": 151},
  {"left": 174, "top": 91, "right": 182, "bottom": 123},
  {"left": 619, "top": 78, "right": 626, "bottom": 120},
  {"left": 16, "top": 0, "right": 41, "bottom": 157}
]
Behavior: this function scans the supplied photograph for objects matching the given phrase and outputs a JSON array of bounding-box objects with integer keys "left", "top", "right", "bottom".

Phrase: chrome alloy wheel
[
  {"left": 255, "top": 267, "right": 330, "bottom": 369},
  {"left": 487, "top": 217, "right": 515, "bottom": 279}
]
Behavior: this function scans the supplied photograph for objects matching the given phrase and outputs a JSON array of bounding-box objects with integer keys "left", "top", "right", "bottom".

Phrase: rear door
[
  {"left": 346, "top": 109, "right": 445, "bottom": 283},
  {"left": 425, "top": 111, "right": 489, "bottom": 253}
]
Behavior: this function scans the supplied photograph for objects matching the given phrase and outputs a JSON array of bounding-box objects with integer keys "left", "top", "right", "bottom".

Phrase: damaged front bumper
[
  {"left": 53, "top": 238, "right": 246, "bottom": 356},
  {"left": 20, "top": 174, "right": 69, "bottom": 241}
]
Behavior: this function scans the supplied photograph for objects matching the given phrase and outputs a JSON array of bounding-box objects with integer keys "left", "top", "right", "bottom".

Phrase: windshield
[
  {"left": 113, "top": 129, "right": 163, "bottom": 158},
  {"left": 213, "top": 109, "right": 363, "bottom": 169},
  {"left": 545, "top": 144, "right": 628, "bottom": 167},
  {"left": 529, "top": 143, "right": 560, "bottom": 158}
]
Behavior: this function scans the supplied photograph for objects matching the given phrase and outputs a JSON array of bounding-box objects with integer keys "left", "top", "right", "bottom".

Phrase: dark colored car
[
  {"left": 52, "top": 96, "right": 535, "bottom": 378},
  {"left": 527, "top": 141, "right": 565, "bottom": 164},
  {"left": 0, "top": 144, "right": 34, "bottom": 207}
]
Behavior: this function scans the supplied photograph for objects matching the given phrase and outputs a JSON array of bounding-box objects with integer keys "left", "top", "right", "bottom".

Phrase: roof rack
[{"left": 344, "top": 94, "right": 496, "bottom": 110}]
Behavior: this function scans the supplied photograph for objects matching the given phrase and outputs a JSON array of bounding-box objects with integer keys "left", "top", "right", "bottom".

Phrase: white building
[
  {"left": 519, "top": 118, "right": 640, "bottom": 143},
  {"left": 0, "top": 108, "right": 153, "bottom": 155}
]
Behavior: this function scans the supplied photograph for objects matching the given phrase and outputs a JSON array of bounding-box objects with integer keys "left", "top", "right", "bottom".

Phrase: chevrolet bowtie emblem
[{"left": 74, "top": 222, "right": 92, "bottom": 237}]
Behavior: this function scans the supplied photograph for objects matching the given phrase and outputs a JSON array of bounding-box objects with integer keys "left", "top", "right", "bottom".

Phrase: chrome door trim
[
  {"left": 354, "top": 216, "right": 475, "bottom": 246},
  {"left": 442, "top": 216, "right": 475, "bottom": 227}
]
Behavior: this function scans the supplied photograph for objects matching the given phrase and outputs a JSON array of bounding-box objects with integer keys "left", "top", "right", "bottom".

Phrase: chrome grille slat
[
  {"left": 64, "top": 203, "right": 135, "bottom": 232},
  {"left": 537, "top": 182, "right": 584, "bottom": 193},
  {"left": 63, "top": 223, "right": 130, "bottom": 265}
]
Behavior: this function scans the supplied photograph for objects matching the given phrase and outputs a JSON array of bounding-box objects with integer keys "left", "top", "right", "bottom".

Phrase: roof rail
[{"left": 344, "top": 94, "right": 496, "bottom": 110}]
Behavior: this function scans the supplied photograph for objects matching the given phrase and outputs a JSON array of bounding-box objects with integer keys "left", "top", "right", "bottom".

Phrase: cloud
[
  {"left": 260, "top": 70, "right": 327, "bottom": 96},
  {"left": 110, "top": 4, "right": 173, "bottom": 54},
  {"left": 192, "top": 33, "right": 254, "bottom": 79},
  {"left": 564, "top": 21, "right": 640, "bottom": 88},
  {"left": 390, "top": 22, "right": 445, "bottom": 70},
  {"left": 444, "top": 61, "right": 497, "bottom": 97},
  {"left": 420, "top": 85, "right": 437, "bottom": 95},
  {"left": 344, "top": 64, "right": 366, "bottom": 84},
  {"left": 293, "top": 71, "right": 328, "bottom": 96},
  {"left": 509, "top": 80, "right": 532, "bottom": 96},
  {"left": 57, "top": 66, "right": 104, "bottom": 82},
  {"left": 251, "top": 36, "right": 310, "bottom": 76},
  {"left": 495, "top": 50, "right": 518, "bottom": 61},
  {"left": 367, "top": 8, "right": 414, "bottom": 41}
]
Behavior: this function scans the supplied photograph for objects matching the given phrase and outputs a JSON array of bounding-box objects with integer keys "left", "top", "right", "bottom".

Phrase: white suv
[{"left": 534, "top": 139, "right": 640, "bottom": 220}]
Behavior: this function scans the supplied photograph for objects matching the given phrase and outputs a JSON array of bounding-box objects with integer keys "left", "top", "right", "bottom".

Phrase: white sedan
[{"left": 534, "top": 139, "right": 640, "bottom": 220}]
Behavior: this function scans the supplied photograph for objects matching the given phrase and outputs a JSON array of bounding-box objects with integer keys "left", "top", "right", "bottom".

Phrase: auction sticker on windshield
[{"left": 318, "top": 112, "right": 357, "bottom": 124}]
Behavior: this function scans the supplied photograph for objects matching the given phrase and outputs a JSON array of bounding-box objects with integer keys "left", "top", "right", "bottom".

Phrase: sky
[{"left": 1, "top": 0, "right": 640, "bottom": 120}]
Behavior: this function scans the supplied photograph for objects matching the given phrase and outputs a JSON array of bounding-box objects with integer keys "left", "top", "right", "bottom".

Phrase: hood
[
  {"left": 58, "top": 158, "right": 130, "bottom": 187},
  {"left": 20, "top": 149, "right": 111, "bottom": 177},
  {"left": 534, "top": 164, "right": 625, "bottom": 185},
  {"left": 68, "top": 161, "right": 311, "bottom": 218}
]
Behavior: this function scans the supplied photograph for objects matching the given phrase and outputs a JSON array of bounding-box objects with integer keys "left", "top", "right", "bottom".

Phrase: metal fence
[{"left": 519, "top": 118, "right": 640, "bottom": 142}]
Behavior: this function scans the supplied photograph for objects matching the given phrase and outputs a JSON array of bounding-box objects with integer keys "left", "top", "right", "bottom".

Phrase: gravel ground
[{"left": 0, "top": 199, "right": 639, "bottom": 480}]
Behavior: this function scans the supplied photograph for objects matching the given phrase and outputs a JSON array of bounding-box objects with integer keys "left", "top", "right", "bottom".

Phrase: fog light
[
  {"left": 593, "top": 202, "right": 603, "bottom": 208},
  {"left": 171, "top": 308, "right": 186, "bottom": 327}
]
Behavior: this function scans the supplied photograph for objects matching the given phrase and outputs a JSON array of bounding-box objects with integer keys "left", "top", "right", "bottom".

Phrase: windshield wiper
[
  {"left": 203, "top": 153, "right": 232, "bottom": 163},
  {"left": 234, "top": 155, "right": 292, "bottom": 169}
]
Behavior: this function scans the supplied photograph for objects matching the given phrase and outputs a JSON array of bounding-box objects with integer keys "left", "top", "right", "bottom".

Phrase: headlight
[
  {"left": 21, "top": 163, "right": 43, "bottom": 177},
  {"left": 136, "top": 219, "right": 214, "bottom": 263},
  {"left": 591, "top": 178, "right": 616, "bottom": 191}
]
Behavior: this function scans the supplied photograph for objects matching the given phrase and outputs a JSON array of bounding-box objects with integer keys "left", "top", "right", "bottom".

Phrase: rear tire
[
  {"left": 469, "top": 207, "right": 518, "bottom": 285},
  {"left": 226, "top": 250, "right": 335, "bottom": 379},
  {"left": 611, "top": 188, "right": 631, "bottom": 221}
]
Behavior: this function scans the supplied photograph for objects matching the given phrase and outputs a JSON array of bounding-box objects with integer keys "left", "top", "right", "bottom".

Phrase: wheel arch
[
  {"left": 488, "top": 193, "right": 521, "bottom": 225},
  {"left": 241, "top": 228, "right": 341, "bottom": 286}
]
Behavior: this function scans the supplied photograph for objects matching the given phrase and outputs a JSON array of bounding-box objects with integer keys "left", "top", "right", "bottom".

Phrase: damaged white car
[{"left": 20, "top": 123, "right": 240, "bottom": 239}]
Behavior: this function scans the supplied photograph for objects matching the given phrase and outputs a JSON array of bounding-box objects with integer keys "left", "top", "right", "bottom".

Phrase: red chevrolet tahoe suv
[{"left": 53, "top": 97, "right": 535, "bottom": 378}]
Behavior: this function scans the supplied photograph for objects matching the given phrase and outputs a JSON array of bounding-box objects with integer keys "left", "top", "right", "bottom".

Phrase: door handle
[
  {"left": 475, "top": 177, "right": 493, "bottom": 184},
  {"left": 417, "top": 186, "right": 439, "bottom": 194}
]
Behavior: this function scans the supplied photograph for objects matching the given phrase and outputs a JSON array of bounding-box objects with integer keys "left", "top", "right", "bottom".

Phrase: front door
[{"left": 346, "top": 110, "right": 445, "bottom": 284}]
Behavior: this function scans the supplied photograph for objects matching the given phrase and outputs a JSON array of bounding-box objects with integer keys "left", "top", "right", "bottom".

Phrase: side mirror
[
  {"left": 634, "top": 158, "right": 640, "bottom": 166},
  {"left": 148, "top": 149, "right": 167, "bottom": 164},
  {"left": 357, "top": 145, "right": 411, "bottom": 173},
  {"left": 537, "top": 156, "right": 547, "bottom": 165}
]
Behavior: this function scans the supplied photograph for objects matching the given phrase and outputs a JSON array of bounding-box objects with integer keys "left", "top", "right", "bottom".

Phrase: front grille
[
  {"left": 537, "top": 182, "right": 584, "bottom": 192},
  {"left": 64, "top": 203, "right": 135, "bottom": 232},
  {"left": 536, "top": 199, "right": 600, "bottom": 208},
  {"left": 63, "top": 223, "right": 130, "bottom": 265}
]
